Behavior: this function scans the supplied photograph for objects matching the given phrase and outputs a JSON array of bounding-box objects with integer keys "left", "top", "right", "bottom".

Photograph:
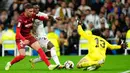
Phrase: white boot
[
  {"left": 48, "top": 64, "right": 59, "bottom": 70},
  {"left": 5, "top": 62, "right": 11, "bottom": 70}
]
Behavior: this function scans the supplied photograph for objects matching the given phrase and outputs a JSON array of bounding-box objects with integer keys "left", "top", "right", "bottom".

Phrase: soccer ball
[{"left": 64, "top": 60, "right": 74, "bottom": 69}]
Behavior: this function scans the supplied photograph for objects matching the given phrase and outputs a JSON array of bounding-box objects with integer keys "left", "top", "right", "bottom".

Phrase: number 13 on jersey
[{"left": 95, "top": 38, "right": 105, "bottom": 48}]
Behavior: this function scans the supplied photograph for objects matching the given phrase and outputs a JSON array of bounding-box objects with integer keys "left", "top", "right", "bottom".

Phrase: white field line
[{"left": 121, "top": 70, "right": 130, "bottom": 73}]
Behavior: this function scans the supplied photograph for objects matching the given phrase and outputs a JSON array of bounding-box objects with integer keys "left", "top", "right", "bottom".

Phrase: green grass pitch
[{"left": 0, "top": 55, "right": 130, "bottom": 73}]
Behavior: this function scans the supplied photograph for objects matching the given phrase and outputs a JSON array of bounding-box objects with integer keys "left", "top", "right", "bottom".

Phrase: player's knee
[
  {"left": 47, "top": 41, "right": 54, "bottom": 50},
  {"left": 76, "top": 64, "right": 79, "bottom": 68},
  {"left": 76, "top": 63, "right": 81, "bottom": 68}
]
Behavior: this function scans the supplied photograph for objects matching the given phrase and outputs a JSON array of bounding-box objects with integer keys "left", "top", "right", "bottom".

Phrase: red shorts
[{"left": 16, "top": 35, "right": 37, "bottom": 50}]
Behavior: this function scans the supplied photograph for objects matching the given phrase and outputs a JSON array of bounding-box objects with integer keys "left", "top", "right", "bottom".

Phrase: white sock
[
  {"left": 33, "top": 57, "right": 42, "bottom": 63},
  {"left": 50, "top": 47, "right": 60, "bottom": 65}
]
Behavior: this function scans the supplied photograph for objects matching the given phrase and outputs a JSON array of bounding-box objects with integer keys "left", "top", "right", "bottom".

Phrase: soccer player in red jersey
[{"left": 5, "top": 3, "right": 58, "bottom": 70}]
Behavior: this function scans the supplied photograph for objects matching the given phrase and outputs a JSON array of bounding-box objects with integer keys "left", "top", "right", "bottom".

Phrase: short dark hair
[
  {"left": 32, "top": 3, "right": 39, "bottom": 6},
  {"left": 92, "top": 29, "right": 102, "bottom": 36},
  {"left": 92, "top": 29, "right": 106, "bottom": 39},
  {"left": 32, "top": 3, "right": 39, "bottom": 8},
  {"left": 24, "top": 3, "right": 33, "bottom": 9}
]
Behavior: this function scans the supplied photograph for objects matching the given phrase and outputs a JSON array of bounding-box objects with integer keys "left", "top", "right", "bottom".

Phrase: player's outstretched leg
[
  {"left": 82, "top": 60, "right": 104, "bottom": 71},
  {"left": 31, "top": 41, "right": 59, "bottom": 70},
  {"left": 30, "top": 56, "right": 64, "bottom": 69},
  {"left": 29, "top": 56, "right": 59, "bottom": 70},
  {"left": 29, "top": 55, "right": 51, "bottom": 68},
  {"left": 77, "top": 57, "right": 102, "bottom": 71},
  {"left": 5, "top": 62, "right": 11, "bottom": 70},
  {"left": 47, "top": 42, "right": 64, "bottom": 69},
  {"left": 37, "top": 48, "right": 59, "bottom": 70},
  {"left": 77, "top": 57, "right": 88, "bottom": 69},
  {"left": 5, "top": 49, "right": 25, "bottom": 70}
]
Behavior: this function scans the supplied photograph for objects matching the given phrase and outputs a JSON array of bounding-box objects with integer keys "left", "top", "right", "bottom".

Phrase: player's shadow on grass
[{"left": 96, "top": 68, "right": 126, "bottom": 71}]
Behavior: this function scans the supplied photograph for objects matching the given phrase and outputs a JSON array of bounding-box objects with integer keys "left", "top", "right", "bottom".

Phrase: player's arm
[
  {"left": 35, "top": 12, "right": 60, "bottom": 21},
  {"left": 107, "top": 40, "right": 127, "bottom": 50},
  {"left": 106, "top": 41, "right": 121, "bottom": 50},
  {"left": 33, "top": 13, "right": 49, "bottom": 20},
  {"left": 16, "top": 21, "right": 26, "bottom": 41},
  {"left": 16, "top": 20, "right": 30, "bottom": 44},
  {"left": 77, "top": 24, "right": 91, "bottom": 40}
]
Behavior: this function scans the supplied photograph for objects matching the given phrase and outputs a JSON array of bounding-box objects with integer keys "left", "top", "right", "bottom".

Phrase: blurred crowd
[{"left": 0, "top": 0, "right": 130, "bottom": 55}]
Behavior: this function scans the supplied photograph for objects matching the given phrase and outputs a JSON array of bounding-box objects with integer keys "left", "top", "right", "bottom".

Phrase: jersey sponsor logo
[{"left": 25, "top": 23, "right": 33, "bottom": 28}]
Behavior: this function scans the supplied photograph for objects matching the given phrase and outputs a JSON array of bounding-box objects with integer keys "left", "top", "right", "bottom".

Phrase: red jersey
[{"left": 16, "top": 12, "right": 47, "bottom": 41}]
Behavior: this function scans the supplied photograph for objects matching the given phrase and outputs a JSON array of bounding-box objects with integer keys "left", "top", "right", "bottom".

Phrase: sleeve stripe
[{"left": 17, "top": 22, "right": 21, "bottom": 27}]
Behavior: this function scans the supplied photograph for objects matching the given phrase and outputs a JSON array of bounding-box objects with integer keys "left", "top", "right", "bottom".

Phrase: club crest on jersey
[
  {"left": 32, "top": 18, "right": 34, "bottom": 21},
  {"left": 25, "top": 23, "right": 33, "bottom": 28}
]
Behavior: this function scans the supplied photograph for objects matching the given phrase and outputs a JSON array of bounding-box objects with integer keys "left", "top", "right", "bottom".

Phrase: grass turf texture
[{"left": 0, "top": 55, "right": 130, "bottom": 73}]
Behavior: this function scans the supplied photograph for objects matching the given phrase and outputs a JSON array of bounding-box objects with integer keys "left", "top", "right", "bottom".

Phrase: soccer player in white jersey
[{"left": 29, "top": 4, "right": 63, "bottom": 68}]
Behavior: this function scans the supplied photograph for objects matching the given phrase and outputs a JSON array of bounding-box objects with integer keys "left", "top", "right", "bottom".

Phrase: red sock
[
  {"left": 11, "top": 55, "right": 25, "bottom": 65},
  {"left": 37, "top": 48, "right": 50, "bottom": 66}
]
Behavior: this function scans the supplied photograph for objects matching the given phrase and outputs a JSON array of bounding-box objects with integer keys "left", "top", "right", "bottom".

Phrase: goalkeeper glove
[
  {"left": 76, "top": 19, "right": 82, "bottom": 25},
  {"left": 121, "top": 42, "right": 128, "bottom": 49}
]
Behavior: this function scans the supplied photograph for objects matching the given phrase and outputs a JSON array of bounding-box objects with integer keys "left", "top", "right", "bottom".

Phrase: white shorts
[{"left": 36, "top": 36, "right": 50, "bottom": 52}]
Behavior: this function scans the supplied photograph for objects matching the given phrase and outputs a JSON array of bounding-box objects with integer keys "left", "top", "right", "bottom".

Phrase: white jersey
[
  {"left": 33, "top": 12, "right": 47, "bottom": 37},
  {"left": 33, "top": 12, "right": 49, "bottom": 50}
]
